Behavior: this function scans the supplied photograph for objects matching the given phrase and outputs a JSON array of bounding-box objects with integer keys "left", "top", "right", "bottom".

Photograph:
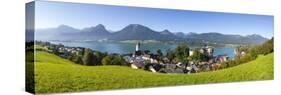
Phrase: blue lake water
[
  {"left": 50, "top": 41, "right": 235, "bottom": 58},
  {"left": 213, "top": 48, "right": 235, "bottom": 58}
]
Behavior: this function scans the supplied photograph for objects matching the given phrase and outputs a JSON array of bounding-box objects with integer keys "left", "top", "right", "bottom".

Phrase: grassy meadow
[{"left": 34, "top": 51, "right": 273, "bottom": 93}]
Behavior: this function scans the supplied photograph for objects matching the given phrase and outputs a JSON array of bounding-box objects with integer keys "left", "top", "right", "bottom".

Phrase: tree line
[{"left": 67, "top": 48, "right": 127, "bottom": 66}]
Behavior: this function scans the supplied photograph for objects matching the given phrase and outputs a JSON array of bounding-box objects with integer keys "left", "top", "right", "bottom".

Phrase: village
[
  {"left": 35, "top": 41, "right": 84, "bottom": 58},
  {"left": 123, "top": 42, "right": 231, "bottom": 74},
  {"left": 35, "top": 41, "right": 233, "bottom": 74}
]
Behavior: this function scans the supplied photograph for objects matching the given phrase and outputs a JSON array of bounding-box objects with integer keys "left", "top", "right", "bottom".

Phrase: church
[{"left": 133, "top": 42, "right": 143, "bottom": 57}]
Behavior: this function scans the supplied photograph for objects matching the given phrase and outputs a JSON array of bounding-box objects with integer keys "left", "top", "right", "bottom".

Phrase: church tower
[{"left": 136, "top": 42, "right": 140, "bottom": 51}]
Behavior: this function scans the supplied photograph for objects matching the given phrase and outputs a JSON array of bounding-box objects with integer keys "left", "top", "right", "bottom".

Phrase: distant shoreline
[{"left": 48, "top": 39, "right": 243, "bottom": 48}]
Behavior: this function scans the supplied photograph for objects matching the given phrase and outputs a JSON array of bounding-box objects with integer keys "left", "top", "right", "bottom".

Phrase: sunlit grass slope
[{"left": 34, "top": 51, "right": 273, "bottom": 93}]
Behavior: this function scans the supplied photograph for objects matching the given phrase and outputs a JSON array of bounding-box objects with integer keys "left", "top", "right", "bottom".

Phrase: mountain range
[{"left": 35, "top": 24, "right": 268, "bottom": 45}]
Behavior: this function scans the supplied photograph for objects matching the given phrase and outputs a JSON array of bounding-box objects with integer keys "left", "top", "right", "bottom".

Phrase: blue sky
[{"left": 35, "top": 1, "right": 274, "bottom": 38}]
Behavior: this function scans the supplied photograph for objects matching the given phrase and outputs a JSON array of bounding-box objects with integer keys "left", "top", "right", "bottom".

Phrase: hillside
[{"left": 34, "top": 51, "right": 273, "bottom": 93}]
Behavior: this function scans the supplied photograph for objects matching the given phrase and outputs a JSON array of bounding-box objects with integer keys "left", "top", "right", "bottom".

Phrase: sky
[{"left": 34, "top": 1, "right": 274, "bottom": 38}]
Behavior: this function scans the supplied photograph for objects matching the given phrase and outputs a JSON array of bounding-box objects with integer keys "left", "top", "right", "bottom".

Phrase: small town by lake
[{"left": 50, "top": 41, "right": 235, "bottom": 58}]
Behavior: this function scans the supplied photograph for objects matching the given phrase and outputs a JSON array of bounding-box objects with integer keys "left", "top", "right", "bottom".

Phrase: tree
[
  {"left": 260, "top": 37, "right": 273, "bottom": 55},
  {"left": 102, "top": 55, "right": 125, "bottom": 65},
  {"left": 156, "top": 49, "right": 163, "bottom": 57},
  {"left": 166, "top": 49, "right": 175, "bottom": 62},
  {"left": 73, "top": 56, "right": 83, "bottom": 64},
  {"left": 102, "top": 56, "right": 111, "bottom": 65},
  {"left": 111, "top": 55, "right": 125, "bottom": 65},
  {"left": 189, "top": 49, "right": 203, "bottom": 62},
  {"left": 94, "top": 51, "right": 107, "bottom": 65},
  {"left": 174, "top": 43, "right": 190, "bottom": 63},
  {"left": 82, "top": 48, "right": 97, "bottom": 66},
  {"left": 68, "top": 54, "right": 82, "bottom": 64},
  {"left": 249, "top": 46, "right": 259, "bottom": 58}
]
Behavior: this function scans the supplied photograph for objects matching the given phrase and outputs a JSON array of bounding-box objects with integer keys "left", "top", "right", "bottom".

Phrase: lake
[{"left": 50, "top": 41, "right": 235, "bottom": 58}]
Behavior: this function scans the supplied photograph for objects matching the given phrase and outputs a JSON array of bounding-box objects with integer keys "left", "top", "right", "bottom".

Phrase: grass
[{"left": 33, "top": 51, "right": 273, "bottom": 93}]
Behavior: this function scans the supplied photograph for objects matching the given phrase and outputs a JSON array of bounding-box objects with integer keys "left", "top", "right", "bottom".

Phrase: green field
[{"left": 34, "top": 51, "right": 273, "bottom": 93}]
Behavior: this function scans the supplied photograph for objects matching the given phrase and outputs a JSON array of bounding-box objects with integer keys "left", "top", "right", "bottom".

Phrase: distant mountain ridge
[
  {"left": 81, "top": 24, "right": 110, "bottom": 36},
  {"left": 182, "top": 32, "right": 268, "bottom": 44},
  {"left": 35, "top": 24, "right": 268, "bottom": 45},
  {"left": 110, "top": 24, "right": 178, "bottom": 41}
]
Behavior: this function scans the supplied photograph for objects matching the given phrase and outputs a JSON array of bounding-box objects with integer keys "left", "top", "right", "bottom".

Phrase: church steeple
[{"left": 136, "top": 42, "right": 140, "bottom": 51}]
